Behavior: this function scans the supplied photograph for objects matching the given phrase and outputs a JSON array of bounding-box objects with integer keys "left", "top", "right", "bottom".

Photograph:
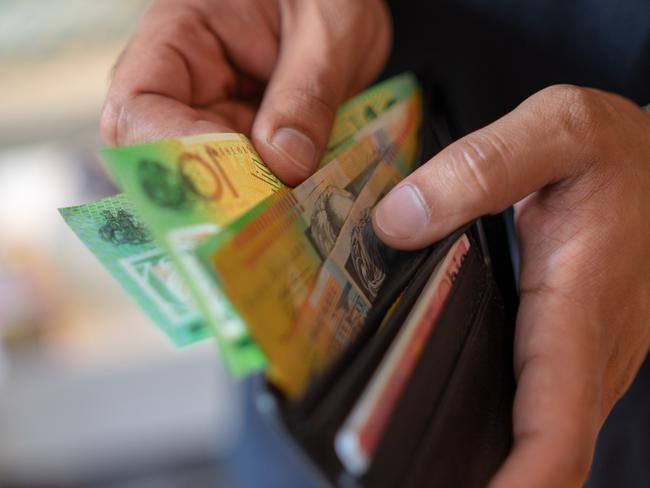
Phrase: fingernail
[
  {"left": 374, "top": 184, "right": 429, "bottom": 239},
  {"left": 270, "top": 127, "right": 316, "bottom": 173}
]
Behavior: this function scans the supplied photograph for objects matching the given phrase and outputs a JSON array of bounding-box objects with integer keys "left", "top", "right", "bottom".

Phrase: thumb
[
  {"left": 372, "top": 85, "right": 615, "bottom": 249},
  {"left": 251, "top": 1, "right": 389, "bottom": 186}
]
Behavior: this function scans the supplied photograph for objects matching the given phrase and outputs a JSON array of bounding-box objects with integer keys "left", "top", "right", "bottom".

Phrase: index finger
[
  {"left": 489, "top": 290, "right": 604, "bottom": 488},
  {"left": 101, "top": 2, "right": 263, "bottom": 145}
]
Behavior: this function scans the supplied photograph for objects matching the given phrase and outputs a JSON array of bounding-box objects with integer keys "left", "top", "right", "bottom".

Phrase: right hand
[{"left": 101, "top": 0, "right": 391, "bottom": 185}]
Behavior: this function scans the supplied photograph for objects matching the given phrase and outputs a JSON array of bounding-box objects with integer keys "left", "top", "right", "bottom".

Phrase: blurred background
[{"left": 0, "top": 2, "right": 242, "bottom": 485}]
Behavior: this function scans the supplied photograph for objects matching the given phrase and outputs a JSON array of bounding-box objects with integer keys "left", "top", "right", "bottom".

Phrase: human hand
[
  {"left": 373, "top": 85, "right": 650, "bottom": 486},
  {"left": 100, "top": 0, "right": 391, "bottom": 185}
]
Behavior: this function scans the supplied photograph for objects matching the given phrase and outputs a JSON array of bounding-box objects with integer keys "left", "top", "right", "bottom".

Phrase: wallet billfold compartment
[{"left": 252, "top": 81, "right": 518, "bottom": 487}]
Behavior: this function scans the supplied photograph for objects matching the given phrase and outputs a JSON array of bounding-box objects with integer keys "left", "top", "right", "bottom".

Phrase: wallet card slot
[
  {"left": 288, "top": 247, "right": 432, "bottom": 422},
  {"left": 284, "top": 229, "right": 474, "bottom": 482},
  {"left": 287, "top": 225, "right": 472, "bottom": 425},
  {"left": 361, "top": 240, "right": 487, "bottom": 487},
  {"left": 400, "top": 274, "right": 514, "bottom": 488}
]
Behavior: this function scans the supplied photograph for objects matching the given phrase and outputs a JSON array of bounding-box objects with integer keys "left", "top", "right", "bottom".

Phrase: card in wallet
[{"left": 254, "top": 79, "right": 518, "bottom": 488}]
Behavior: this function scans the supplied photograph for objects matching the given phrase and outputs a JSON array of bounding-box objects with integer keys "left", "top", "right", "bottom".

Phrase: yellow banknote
[{"left": 201, "top": 92, "right": 422, "bottom": 395}]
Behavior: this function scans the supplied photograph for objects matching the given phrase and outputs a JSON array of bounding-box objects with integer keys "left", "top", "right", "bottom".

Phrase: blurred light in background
[
  {"left": 0, "top": 2, "right": 242, "bottom": 485},
  {"left": 0, "top": 0, "right": 147, "bottom": 146}
]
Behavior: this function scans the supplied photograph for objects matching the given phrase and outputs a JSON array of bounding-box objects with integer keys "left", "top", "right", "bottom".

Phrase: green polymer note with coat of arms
[{"left": 60, "top": 194, "right": 209, "bottom": 346}]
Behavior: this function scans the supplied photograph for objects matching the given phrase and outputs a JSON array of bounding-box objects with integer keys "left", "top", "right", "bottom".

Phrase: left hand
[
  {"left": 373, "top": 85, "right": 650, "bottom": 487},
  {"left": 101, "top": 0, "right": 390, "bottom": 185}
]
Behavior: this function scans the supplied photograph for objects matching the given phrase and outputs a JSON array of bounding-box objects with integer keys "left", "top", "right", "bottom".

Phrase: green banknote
[
  {"left": 102, "top": 133, "right": 279, "bottom": 376},
  {"left": 61, "top": 73, "right": 420, "bottom": 377},
  {"left": 324, "top": 73, "right": 419, "bottom": 161},
  {"left": 59, "top": 194, "right": 209, "bottom": 346}
]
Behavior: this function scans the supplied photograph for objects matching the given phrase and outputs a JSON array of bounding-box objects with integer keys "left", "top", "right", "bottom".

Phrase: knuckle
[
  {"left": 300, "top": 0, "right": 388, "bottom": 71},
  {"left": 448, "top": 130, "right": 512, "bottom": 211},
  {"left": 153, "top": 7, "right": 203, "bottom": 44},
  {"left": 272, "top": 83, "right": 338, "bottom": 129},
  {"left": 541, "top": 84, "right": 611, "bottom": 145}
]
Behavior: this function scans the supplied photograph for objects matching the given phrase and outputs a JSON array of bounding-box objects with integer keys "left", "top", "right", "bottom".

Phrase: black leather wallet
[{"left": 253, "top": 82, "right": 518, "bottom": 488}]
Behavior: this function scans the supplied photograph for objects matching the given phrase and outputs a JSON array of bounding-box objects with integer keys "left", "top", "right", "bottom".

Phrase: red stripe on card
[{"left": 357, "top": 237, "right": 469, "bottom": 457}]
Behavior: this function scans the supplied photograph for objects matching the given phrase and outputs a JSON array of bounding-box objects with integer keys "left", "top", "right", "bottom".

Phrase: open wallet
[{"left": 247, "top": 80, "right": 520, "bottom": 488}]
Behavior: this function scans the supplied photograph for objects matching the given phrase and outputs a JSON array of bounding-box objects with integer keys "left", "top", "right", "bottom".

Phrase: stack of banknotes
[{"left": 60, "top": 74, "right": 423, "bottom": 398}]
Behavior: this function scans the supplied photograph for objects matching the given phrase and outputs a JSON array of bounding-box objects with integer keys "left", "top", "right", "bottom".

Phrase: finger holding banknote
[
  {"left": 373, "top": 85, "right": 650, "bottom": 486},
  {"left": 101, "top": 0, "right": 391, "bottom": 185}
]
